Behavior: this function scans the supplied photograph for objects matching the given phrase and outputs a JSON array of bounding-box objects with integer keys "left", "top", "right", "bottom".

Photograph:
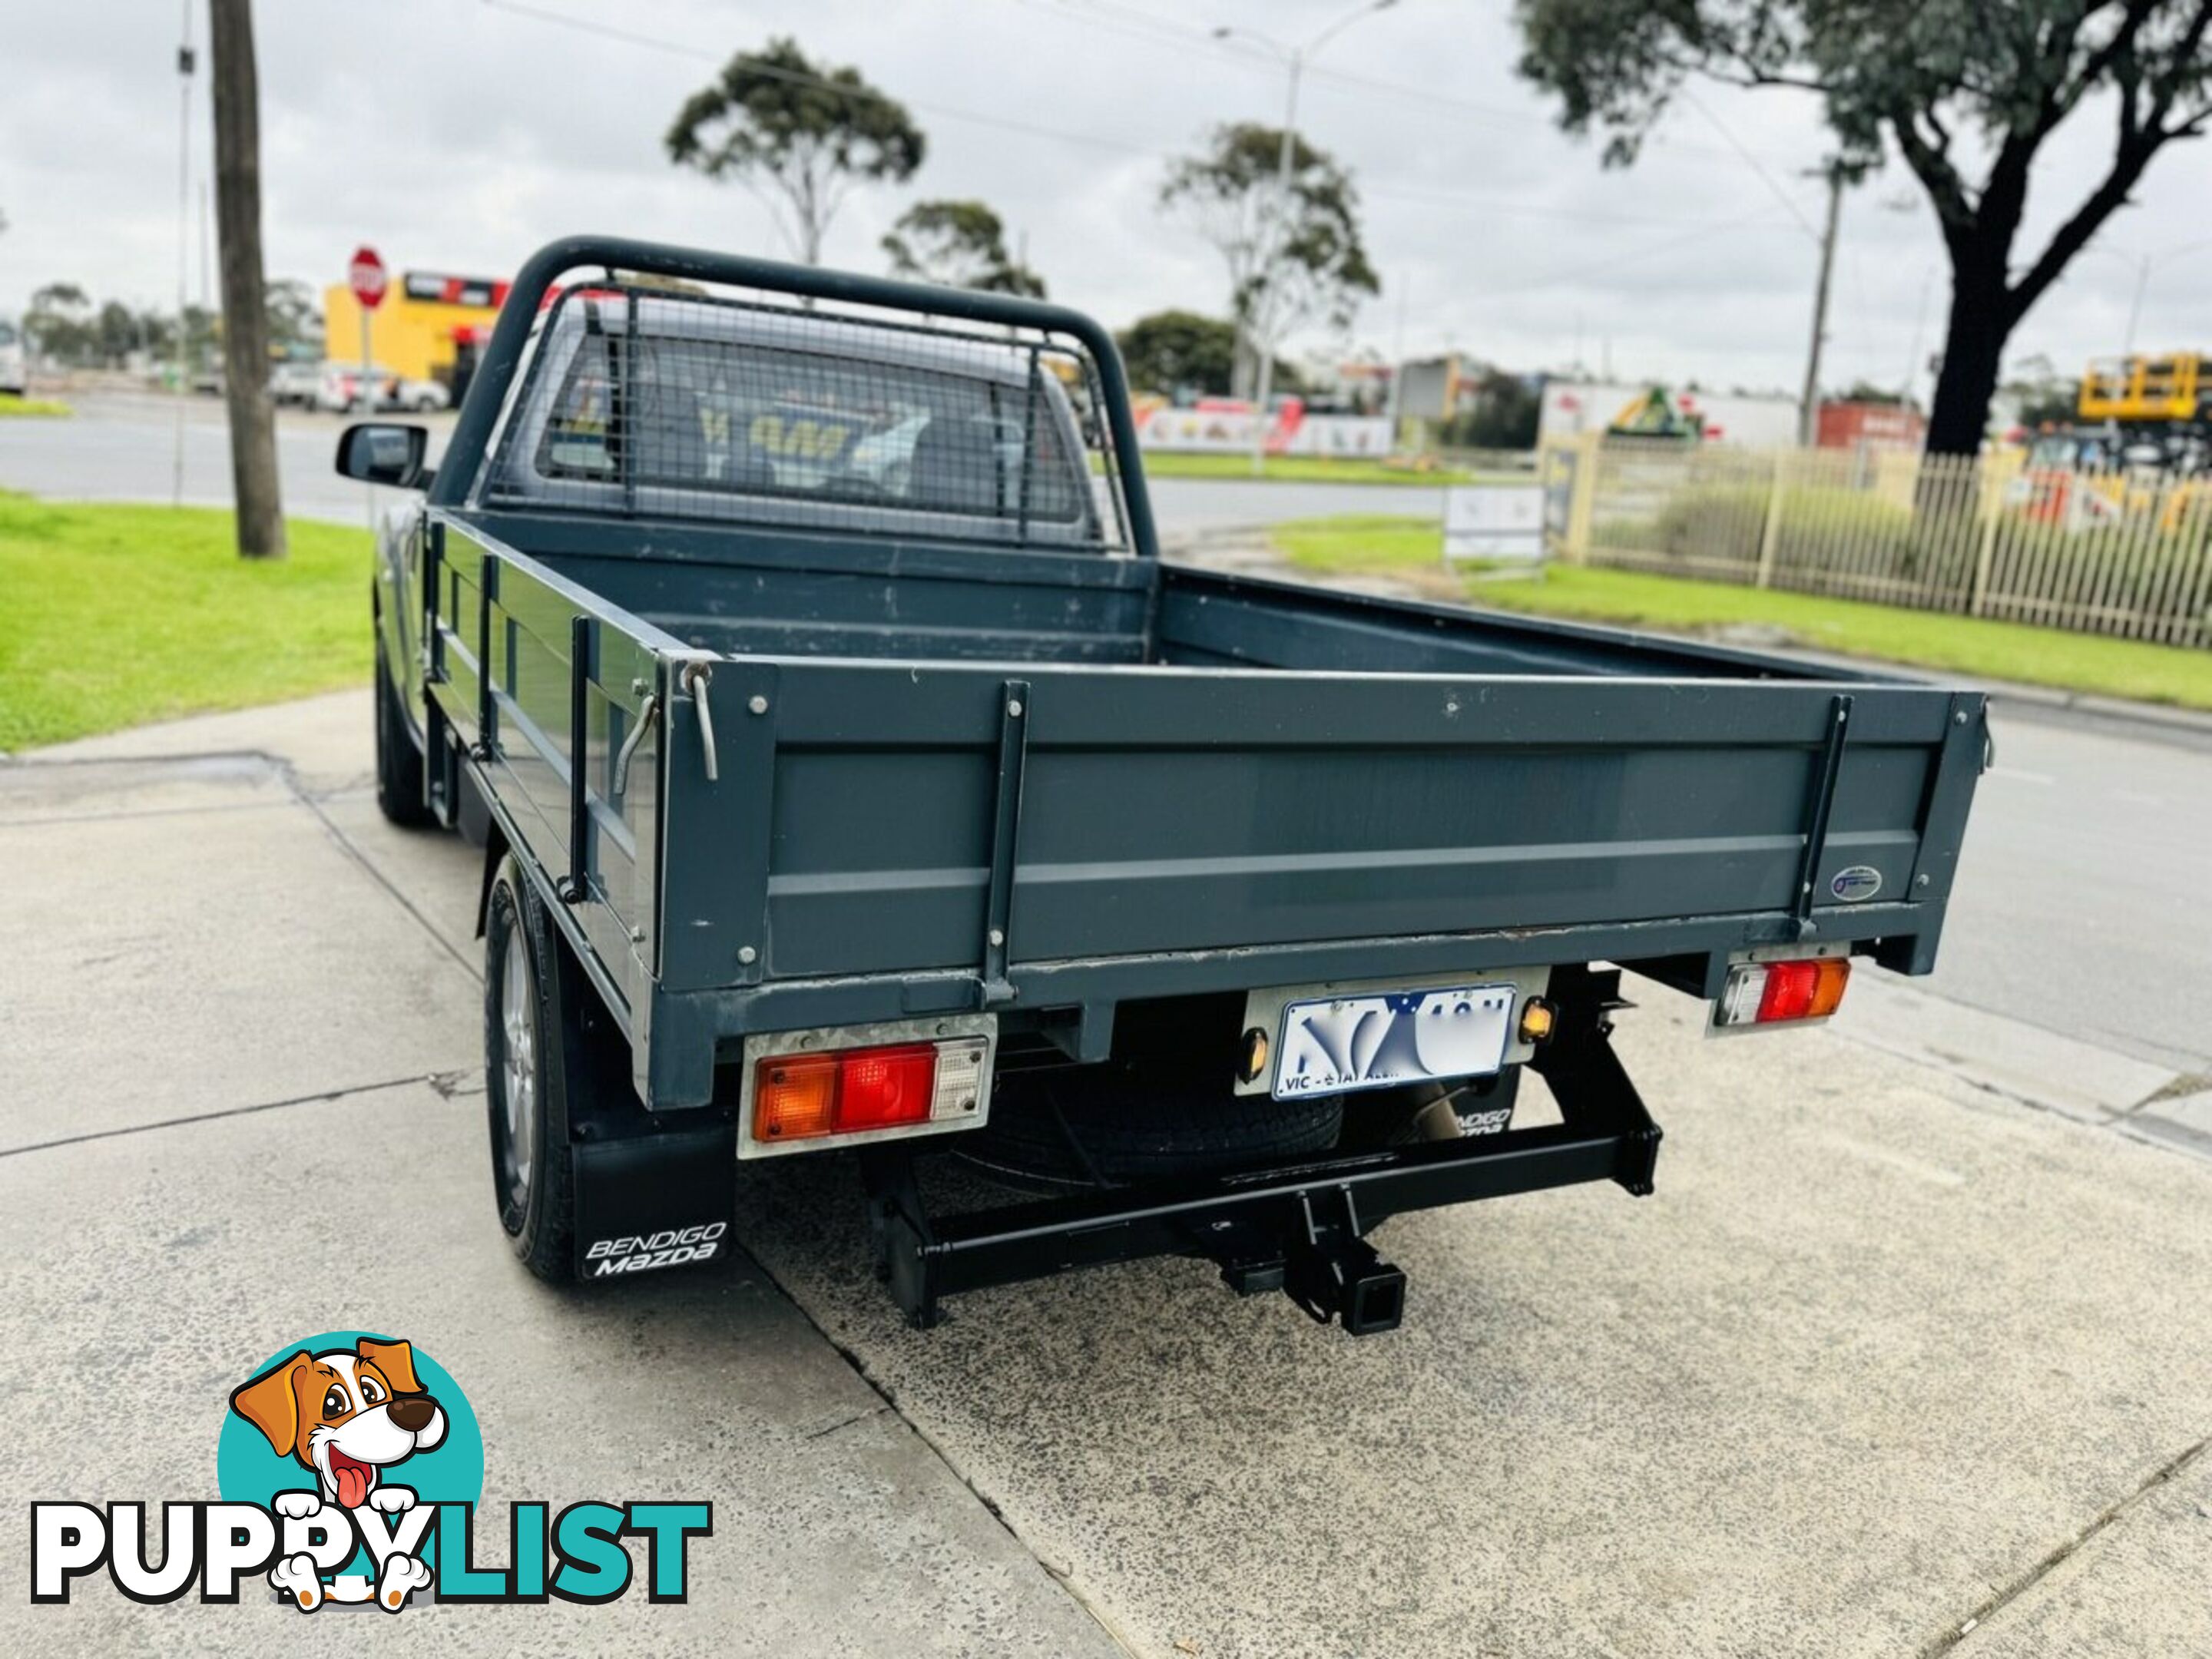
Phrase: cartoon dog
[{"left": 230, "top": 1337, "right": 447, "bottom": 1611}]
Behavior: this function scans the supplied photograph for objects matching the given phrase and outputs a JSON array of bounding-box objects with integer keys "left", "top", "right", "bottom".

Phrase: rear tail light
[
  {"left": 752, "top": 1037, "right": 988, "bottom": 1147},
  {"left": 1717, "top": 957, "right": 1849, "bottom": 1027}
]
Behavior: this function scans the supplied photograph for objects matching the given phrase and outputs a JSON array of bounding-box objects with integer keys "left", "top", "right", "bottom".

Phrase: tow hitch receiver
[
  {"left": 1283, "top": 1188, "right": 1406, "bottom": 1334},
  {"left": 859, "top": 967, "right": 1658, "bottom": 1333}
]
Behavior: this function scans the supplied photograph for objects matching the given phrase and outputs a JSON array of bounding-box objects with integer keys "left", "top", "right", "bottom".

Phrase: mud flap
[{"left": 572, "top": 1125, "right": 736, "bottom": 1282}]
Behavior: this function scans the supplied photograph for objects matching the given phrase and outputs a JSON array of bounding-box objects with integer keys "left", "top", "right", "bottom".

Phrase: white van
[{"left": 0, "top": 318, "right": 27, "bottom": 397}]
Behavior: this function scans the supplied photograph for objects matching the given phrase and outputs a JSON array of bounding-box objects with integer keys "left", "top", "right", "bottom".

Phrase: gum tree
[
  {"left": 1161, "top": 123, "right": 1378, "bottom": 397},
  {"left": 882, "top": 200, "right": 1046, "bottom": 296},
  {"left": 666, "top": 38, "right": 926, "bottom": 266},
  {"left": 1514, "top": 0, "right": 2212, "bottom": 453}
]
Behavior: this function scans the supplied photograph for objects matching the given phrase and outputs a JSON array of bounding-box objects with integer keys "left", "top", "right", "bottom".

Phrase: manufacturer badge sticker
[{"left": 1830, "top": 865, "right": 1883, "bottom": 902}]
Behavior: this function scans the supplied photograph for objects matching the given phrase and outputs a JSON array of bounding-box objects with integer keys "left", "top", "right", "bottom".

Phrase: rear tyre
[
  {"left": 373, "top": 636, "right": 435, "bottom": 829},
  {"left": 485, "top": 859, "right": 578, "bottom": 1283}
]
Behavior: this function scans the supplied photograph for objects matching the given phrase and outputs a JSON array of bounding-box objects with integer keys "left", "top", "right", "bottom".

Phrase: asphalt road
[
  {"left": 4, "top": 691, "right": 2209, "bottom": 1657},
  {"left": 1939, "top": 708, "right": 2212, "bottom": 1077},
  {"left": 0, "top": 391, "right": 1445, "bottom": 529}
]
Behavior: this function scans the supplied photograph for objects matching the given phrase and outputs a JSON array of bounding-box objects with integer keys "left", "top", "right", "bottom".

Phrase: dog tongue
[{"left": 335, "top": 1461, "right": 372, "bottom": 1509}]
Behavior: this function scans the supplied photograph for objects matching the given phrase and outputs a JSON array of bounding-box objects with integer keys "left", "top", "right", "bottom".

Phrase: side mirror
[{"left": 336, "top": 422, "right": 433, "bottom": 490}]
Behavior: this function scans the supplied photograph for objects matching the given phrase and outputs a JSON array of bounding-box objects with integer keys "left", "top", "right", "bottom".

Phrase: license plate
[{"left": 1273, "top": 985, "right": 1515, "bottom": 1101}]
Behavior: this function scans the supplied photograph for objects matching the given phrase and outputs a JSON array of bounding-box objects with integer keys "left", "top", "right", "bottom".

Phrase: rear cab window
[{"left": 531, "top": 324, "right": 1088, "bottom": 529}]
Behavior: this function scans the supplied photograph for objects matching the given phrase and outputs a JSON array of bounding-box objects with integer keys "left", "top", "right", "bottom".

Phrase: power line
[
  {"left": 1677, "top": 88, "right": 1820, "bottom": 241},
  {"left": 1013, "top": 0, "right": 1758, "bottom": 162},
  {"left": 1474, "top": 200, "right": 1806, "bottom": 300},
  {"left": 480, "top": 0, "right": 1161, "bottom": 157},
  {"left": 1359, "top": 177, "right": 1821, "bottom": 228},
  {"left": 479, "top": 0, "right": 1819, "bottom": 231}
]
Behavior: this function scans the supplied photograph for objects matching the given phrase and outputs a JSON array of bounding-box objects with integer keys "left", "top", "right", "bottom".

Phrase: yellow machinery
[
  {"left": 2077, "top": 353, "right": 2203, "bottom": 422},
  {"left": 2010, "top": 353, "right": 2212, "bottom": 531}
]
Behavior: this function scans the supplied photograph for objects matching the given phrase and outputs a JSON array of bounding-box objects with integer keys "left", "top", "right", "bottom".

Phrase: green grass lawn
[
  {"left": 1271, "top": 512, "right": 1479, "bottom": 585},
  {"left": 1272, "top": 515, "right": 2212, "bottom": 712},
  {"left": 1133, "top": 451, "right": 1523, "bottom": 486},
  {"left": 0, "top": 494, "right": 373, "bottom": 750},
  {"left": 0, "top": 396, "right": 72, "bottom": 419}
]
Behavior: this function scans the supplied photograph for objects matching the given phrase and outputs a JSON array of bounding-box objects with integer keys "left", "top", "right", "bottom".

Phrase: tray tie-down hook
[
  {"left": 612, "top": 694, "right": 658, "bottom": 796},
  {"left": 678, "top": 661, "right": 718, "bottom": 783}
]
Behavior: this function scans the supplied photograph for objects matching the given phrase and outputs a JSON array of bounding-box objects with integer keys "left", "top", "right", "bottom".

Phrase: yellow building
[{"left": 322, "top": 270, "right": 508, "bottom": 384}]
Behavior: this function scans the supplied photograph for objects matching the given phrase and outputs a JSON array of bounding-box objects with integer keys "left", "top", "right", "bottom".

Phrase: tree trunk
[
  {"left": 1922, "top": 255, "right": 2012, "bottom": 459},
  {"left": 209, "top": 0, "right": 286, "bottom": 560}
]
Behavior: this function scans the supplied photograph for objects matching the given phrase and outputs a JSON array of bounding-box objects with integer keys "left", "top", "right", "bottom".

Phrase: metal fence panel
[{"left": 1555, "top": 438, "right": 2212, "bottom": 648}]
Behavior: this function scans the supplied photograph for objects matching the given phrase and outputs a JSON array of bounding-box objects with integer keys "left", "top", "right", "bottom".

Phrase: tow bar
[{"left": 859, "top": 967, "right": 1660, "bottom": 1334}]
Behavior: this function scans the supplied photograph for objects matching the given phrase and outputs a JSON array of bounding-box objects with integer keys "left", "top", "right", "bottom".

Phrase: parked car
[
  {"left": 270, "top": 361, "right": 322, "bottom": 406},
  {"left": 0, "top": 319, "right": 28, "bottom": 397},
  {"left": 316, "top": 361, "right": 400, "bottom": 412},
  {"left": 393, "top": 376, "right": 451, "bottom": 413},
  {"left": 342, "top": 235, "right": 1989, "bottom": 1336}
]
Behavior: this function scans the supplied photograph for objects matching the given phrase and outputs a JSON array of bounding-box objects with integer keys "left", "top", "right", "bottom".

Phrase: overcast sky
[{"left": 5, "top": 0, "right": 2210, "bottom": 401}]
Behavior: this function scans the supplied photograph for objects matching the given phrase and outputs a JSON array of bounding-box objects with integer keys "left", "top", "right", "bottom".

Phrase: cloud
[{"left": 4, "top": 0, "right": 2207, "bottom": 401}]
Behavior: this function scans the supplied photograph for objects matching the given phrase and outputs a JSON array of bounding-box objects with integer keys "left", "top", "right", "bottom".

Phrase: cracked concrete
[{"left": 0, "top": 696, "right": 1123, "bottom": 1658}]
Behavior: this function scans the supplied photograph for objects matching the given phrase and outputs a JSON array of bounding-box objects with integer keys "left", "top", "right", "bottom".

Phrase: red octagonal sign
[{"left": 349, "top": 245, "right": 388, "bottom": 310}]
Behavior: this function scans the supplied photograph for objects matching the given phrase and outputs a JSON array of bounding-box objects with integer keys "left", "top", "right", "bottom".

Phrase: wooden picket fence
[{"left": 1544, "top": 438, "right": 2212, "bottom": 649}]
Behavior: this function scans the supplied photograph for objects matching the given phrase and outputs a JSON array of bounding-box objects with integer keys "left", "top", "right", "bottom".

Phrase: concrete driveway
[{"left": 4, "top": 691, "right": 2210, "bottom": 1657}]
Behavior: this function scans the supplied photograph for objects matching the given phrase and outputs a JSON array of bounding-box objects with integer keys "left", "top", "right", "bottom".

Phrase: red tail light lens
[
  {"left": 833, "top": 1044, "right": 936, "bottom": 1131},
  {"left": 1718, "top": 957, "right": 1849, "bottom": 1027},
  {"left": 1758, "top": 960, "right": 1820, "bottom": 1022}
]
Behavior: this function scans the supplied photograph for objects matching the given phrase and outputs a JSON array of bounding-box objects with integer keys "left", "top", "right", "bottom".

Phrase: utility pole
[
  {"left": 209, "top": 0, "right": 286, "bottom": 559},
  {"left": 1797, "top": 161, "right": 1845, "bottom": 448}
]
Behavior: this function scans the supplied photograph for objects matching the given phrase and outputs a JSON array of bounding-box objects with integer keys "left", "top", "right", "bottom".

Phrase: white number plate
[{"left": 1273, "top": 985, "right": 1515, "bottom": 1100}]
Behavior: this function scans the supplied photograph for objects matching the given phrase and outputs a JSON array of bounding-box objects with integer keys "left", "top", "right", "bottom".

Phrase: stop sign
[{"left": 349, "top": 246, "right": 388, "bottom": 311}]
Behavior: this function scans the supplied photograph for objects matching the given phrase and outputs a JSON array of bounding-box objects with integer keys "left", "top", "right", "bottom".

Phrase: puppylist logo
[{"left": 30, "top": 1331, "right": 710, "bottom": 1614}]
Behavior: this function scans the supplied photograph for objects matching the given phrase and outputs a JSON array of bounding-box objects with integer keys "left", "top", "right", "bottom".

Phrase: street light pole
[
  {"left": 2123, "top": 254, "right": 2152, "bottom": 358},
  {"left": 2075, "top": 233, "right": 2212, "bottom": 362},
  {"left": 1217, "top": 0, "right": 1398, "bottom": 478},
  {"left": 1247, "top": 53, "right": 1305, "bottom": 476}
]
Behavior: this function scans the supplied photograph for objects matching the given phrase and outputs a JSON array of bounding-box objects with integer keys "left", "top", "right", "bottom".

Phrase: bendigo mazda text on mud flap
[{"left": 346, "top": 236, "right": 1988, "bottom": 1335}]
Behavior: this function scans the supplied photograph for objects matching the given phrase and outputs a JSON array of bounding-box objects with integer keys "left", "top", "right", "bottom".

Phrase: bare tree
[{"left": 209, "top": 0, "right": 285, "bottom": 558}]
